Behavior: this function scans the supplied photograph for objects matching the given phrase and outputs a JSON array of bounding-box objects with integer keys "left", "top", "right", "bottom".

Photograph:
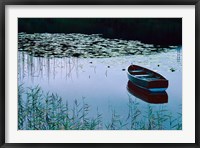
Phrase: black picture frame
[{"left": 0, "top": 0, "right": 199, "bottom": 147}]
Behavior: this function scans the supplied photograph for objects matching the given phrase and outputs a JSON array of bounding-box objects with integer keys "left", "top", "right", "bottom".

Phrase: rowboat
[
  {"left": 127, "top": 81, "right": 168, "bottom": 104},
  {"left": 127, "top": 65, "right": 168, "bottom": 92}
]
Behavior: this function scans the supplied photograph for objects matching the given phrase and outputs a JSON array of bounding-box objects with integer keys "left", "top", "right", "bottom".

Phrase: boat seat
[
  {"left": 142, "top": 77, "right": 160, "bottom": 81},
  {"left": 129, "top": 70, "right": 144, "bottom": 72},
  {"left": 135, "top": 74, "right": 151, "bottom": 77},
  {"left": 130, "top": 70, "right": 147, "bottom": 75}
]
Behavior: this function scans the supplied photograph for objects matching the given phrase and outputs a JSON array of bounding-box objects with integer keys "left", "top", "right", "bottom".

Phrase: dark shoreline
[{"left": 18, "top": 18, "right": 182, "bottom": 46}]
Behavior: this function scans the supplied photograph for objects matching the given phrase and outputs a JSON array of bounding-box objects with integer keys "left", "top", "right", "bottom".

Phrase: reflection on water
[
  {"left": 18, "top": 52, "right": 80, "bottom": 82},
  {"left": 18, "top": 48, "right": 182, "bottom": 130},
  {"left": 127, "top": 81, "right": 168, "bottom": 104}
]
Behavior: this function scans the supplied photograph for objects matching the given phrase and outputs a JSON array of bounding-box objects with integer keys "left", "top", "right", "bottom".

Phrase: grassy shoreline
[{"left": 18, "top": 85, "right": 182, "bottom": 130}]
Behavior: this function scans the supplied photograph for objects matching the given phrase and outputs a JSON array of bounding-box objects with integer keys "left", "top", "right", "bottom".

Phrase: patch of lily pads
[{"left": 18, "top": 33, "right": 178, "bottom": 58}]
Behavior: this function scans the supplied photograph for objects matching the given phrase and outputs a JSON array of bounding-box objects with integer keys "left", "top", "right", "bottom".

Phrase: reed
[
  {"left": 127, "top": 97, "right": 141, "bottom": 130},
  {"left": 105, "top": 109, "right": 124, "bottom": 130},
  {"left": 18, "top": 85, "right": 182, "bottom": 130},
  {"left": 18, "top": 84, "right": 25, "bottom": 129},
  {"left": 18, "top": 85, "right": 103, "bottom": 130}
]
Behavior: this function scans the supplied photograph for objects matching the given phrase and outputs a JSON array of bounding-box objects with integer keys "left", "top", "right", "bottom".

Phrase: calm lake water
[{"left": 18, "top": 47, "right": 182, "bottom": 130}]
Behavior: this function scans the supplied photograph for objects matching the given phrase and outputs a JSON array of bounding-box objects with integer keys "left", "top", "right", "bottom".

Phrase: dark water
[{"left": 18, "top": 48, "right": 182, "bottom": 130}]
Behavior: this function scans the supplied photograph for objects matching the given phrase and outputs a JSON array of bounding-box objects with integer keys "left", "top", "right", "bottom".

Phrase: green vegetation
[
  {"left": 105, "top": 97, "right": 182, "bottom": 130},
  {"left": 18, "top": 85, "right": 182, "bottom": 130},
  {"left": 18, "top": 85, "right": 102, "bottom": 130}
]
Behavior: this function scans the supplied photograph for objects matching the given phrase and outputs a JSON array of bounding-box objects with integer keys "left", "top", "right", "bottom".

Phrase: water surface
[{"left": 18, "top": 48, "right": 182, "bottom": 130}]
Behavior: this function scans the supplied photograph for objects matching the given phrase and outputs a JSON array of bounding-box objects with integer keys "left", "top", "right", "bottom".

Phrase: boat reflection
[{"left": 127, "top": 81, "right": 168, "bottom": 104}]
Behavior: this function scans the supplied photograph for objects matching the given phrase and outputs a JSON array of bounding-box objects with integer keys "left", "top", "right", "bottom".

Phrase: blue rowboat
[{"left": 127, "top": 65, "right": 168, "bottom": 92}]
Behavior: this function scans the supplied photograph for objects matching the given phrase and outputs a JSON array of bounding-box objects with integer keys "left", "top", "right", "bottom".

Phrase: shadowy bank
[{"left": 18, "top": 18, "right": 182, "bottom": 46}]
